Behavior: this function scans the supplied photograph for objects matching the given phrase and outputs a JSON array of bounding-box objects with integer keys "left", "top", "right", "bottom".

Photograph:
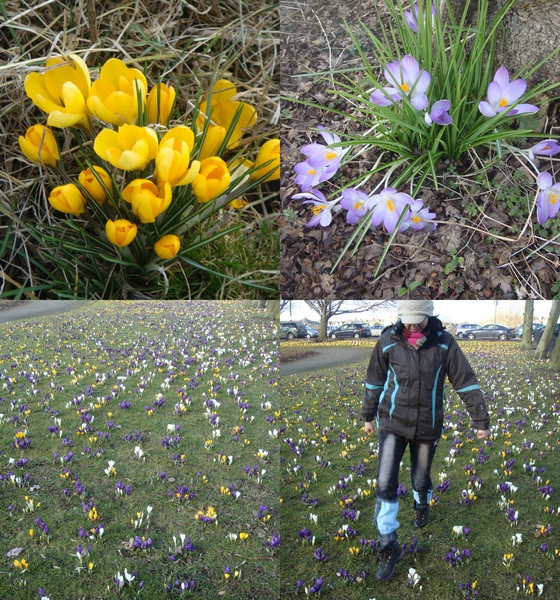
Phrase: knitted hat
[{"left": 396, "top": 300, "right": 434, "bottom": 324}]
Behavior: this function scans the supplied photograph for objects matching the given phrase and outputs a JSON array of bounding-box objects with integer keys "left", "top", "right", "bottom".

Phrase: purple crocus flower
[
  {"left": 528, "top": 139, "right": 560, "bottom": 160},
  {"left": 536, "top": 171, "right": 560, "bottom": 225},
  {"left": 369, "top": 187, "right": 414, "bottom": 233},
  {"left": 478, "top": 66, "right": 538, "bottom": 117},
  {"left": 370, "top": 55, "right": 430, "bottom": 110},
  {"left": 293, "top": 188, "right": 338, "bottom": 227},
  {"left": 294, "top": 161, "right": 331, "bottom": 191},
  {"left": 404, "top": 3, "right": 436, "bottom": 32},
  {"left": 340, "top": 188, "right": 371, "bottom": 224},
  {"left": 425, "top": 99, "right": 453, "bottom": 126},
  {"left": 294, "top": 128, "right": 346, "bottom": 190},
  {"left": 302, "top": 129, "right": 345, "bottom": 170},
  {"left": 403, "top": 199, "right": 437, "bottom": 231}
]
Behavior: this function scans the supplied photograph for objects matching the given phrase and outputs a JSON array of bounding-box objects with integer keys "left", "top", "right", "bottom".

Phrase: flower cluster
[
  {"left": 289, "top": 0, "right": 560, "bottom": 275},
  {"left": 18, "top": 54, "right": 279, "bottom": 284}
]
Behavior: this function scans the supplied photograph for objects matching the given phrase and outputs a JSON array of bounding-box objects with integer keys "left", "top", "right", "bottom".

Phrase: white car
[{"left": 370, "top": 325, "right": 384, "bottom": 337}]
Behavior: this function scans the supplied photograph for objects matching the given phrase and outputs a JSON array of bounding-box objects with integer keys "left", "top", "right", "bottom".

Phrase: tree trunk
[
  {"left": 265, "top": 300, "right": 280, "bottom": 320},
  {"left": 535, "top": 299, "right": 560, "bottom": 359},
  {"left": 446, "top": 0, "right": 560, "bottom": 88},
  {"left": 519, "top": 299, "right": 534, "bottom": 350},
  {"left": 319, "top": 302, "right": 329, "bottom": 340},
  {"left": 549, "top": 331, "right": 560, "bottom": 371}
]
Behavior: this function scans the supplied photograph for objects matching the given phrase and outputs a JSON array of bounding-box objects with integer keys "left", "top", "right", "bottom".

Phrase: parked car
[
  {"left": 465, "top": 324, "right": 517, "bottom": 340},
  {"left": 370, "top": 324, "right": 384, "bottom": 337},
  {"left": 280, "top": 321, "right": 307, "bottom": 340},
  {"left": 305, "top": 327, "right": 319, "bottom": 339},
  {"left": 516, "top": 323, "right": 545, "bottom": 338},
  {"left": 456, "top": 324, "right": 480, "bottom": 338},
  {"left": 330, "top": 323, "right": 372, "bottom": 339}
]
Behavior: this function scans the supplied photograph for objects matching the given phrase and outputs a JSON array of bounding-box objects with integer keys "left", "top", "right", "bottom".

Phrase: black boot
[
  {"left": 413, "top": 501, "right": 429, "bottom": 528},
  {"left": 375, "top": 540, "right": 405, "bottom": 582}
]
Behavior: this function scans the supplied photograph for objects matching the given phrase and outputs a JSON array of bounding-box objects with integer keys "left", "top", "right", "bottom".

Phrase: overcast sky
[{"left": 281, "top": 301, "right": 555, "bottom": 325}]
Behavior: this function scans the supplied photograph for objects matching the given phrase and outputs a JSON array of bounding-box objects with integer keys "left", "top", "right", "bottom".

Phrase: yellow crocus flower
[
  {"left": 24, "top": 53, "right": 91, "bottom": 129},
  {"left": 87, "top": 58, "right": 147, "bottom": 126},
  {"left": 94, "top": 125, "right": 158, "bottom": 171}
]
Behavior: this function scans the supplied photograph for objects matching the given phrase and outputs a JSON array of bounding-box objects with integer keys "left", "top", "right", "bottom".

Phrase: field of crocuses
[
  {"left": 0, "top": 301, "right": 279, "bottom": 599},
  {"left": 280, "top": 341, "right": 560, "bottom": 599}
]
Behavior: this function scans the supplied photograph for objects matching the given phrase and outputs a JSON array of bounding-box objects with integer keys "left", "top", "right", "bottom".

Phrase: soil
[
  {"left": 280, "top": 0, "right": 560, "bottom": 299},
  {"left": 279, "top": 349, "right": 319, "bottom": 363}
]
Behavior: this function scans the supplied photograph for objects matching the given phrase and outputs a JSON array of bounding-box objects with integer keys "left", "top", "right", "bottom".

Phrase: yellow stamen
[
  {"left": 400, "top": 83, "right": 409, "bottom": 93},
  {"left": 353, "top": 202, "right": 363, "bottom": 210},
  {"left": 386, "top": 199, "right": 395, "bottom": 212},
  {"left": 312, "top": 205, "right": 325, "bottom": 215},
  {"left": 307, "top": 168, "right": 316, "bottom": 175},
  {"left": 499, "top": 98, "right": 508, "bottom": 108},
  {"left": 550, "top": 193, "right": 558, "bottom": 204},
  {"left": 324, "top": 151, "right": 338, "bottom": 161},
  {"left": 412, "top": 215, "right": 422, "bottom": 223}
]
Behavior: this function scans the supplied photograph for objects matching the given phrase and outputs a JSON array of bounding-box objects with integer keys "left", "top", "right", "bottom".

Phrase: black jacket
[{"left": 361, "top": 318, "right": 490, "bottom": 441}]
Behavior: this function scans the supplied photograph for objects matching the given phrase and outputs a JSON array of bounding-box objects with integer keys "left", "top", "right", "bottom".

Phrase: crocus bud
[
  {"left": 197, "top": 79, "right": 257, "bottom": 150},
  {"left": 197, "top": 125, "right": 226, "bottom": 160},
  {"left": 154, "top": 234, "right": 181, "bottom": 259},
  {"left": 154, "top": 126, "right": 195, "bottom": 186},
  {"left": 122, "top": 179, "right": 172, "bottom": 223},
  {"left": 18, "top": 124, "right": 60, "bottom": 167},
  {"left": 48, "top": 183, "right": 86, "bottom": 215},
  {"left": 105, "top": 219, "right": 137, "bottom": 247},
  {"left": 191, "top": 157, "right": 230, "bottom": 203},
  {"left": 147, "top": 82, "right": 176, "bottom": 125},
  {"left": 250, "top": 139, "right": 280, "bottom": 182},
  {"left": 78, "top": 166, "right": 112, "bottom": 204}
]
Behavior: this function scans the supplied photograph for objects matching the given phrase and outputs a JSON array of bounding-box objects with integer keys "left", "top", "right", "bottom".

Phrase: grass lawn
[
  {"left": 0, "top": 300, "right": 279, "bottom": 598},
  {"left": 280, "top": 340, "right": 560, "bottom": 599}
]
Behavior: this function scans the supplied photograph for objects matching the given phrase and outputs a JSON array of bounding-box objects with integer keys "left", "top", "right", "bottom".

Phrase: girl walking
[{"left": 362, "top": 300, "right": 491, "bottom": 582}]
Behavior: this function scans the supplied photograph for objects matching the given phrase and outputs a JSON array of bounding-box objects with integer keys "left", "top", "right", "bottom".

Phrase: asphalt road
[
  {"left": 280, "top": 345, "right": 373, "bottom": 376},
  {"left": 0, "top": 300, "right": 93, "bottom": 324}
]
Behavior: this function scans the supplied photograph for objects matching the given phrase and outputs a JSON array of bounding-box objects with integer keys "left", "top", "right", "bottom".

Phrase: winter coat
[{"left": 361, "top": 318, "right": 490, "bottom": 441}]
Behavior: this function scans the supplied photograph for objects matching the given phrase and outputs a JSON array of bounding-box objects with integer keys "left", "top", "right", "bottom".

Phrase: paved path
[
  {"left": 0, "top": 301, "right": 93, "bottom": 324},
  {"left": 280, "top": 345, "right": 373, "bottom": 376}
]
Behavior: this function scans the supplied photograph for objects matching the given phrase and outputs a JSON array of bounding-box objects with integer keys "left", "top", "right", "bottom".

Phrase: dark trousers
[{"left": 374, "top": 430, "right": 438, "bottom": 546}]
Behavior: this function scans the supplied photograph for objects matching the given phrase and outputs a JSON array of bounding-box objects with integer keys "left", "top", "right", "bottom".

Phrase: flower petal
[
  {"left": 401, "top": 55, "right": 420, "bottom": 81},
  {"left": 414, "top": 70, "right": 431, "bottom": 94},
  {"left": 508, "top": 103, "right": 538, "bottom": 116},
  {"left": 493, "top": 66, "right": 510, "bottom": 90},
  {"left": 385, "top": 60, "right": 404, "bottom": 87},
  {"left": 487, "top": 81, "right": 502, "bottom": 107},
  {"left": 370, "top": 88, "right": 397, "bottom": 106},
  {"left": 502, "top": 78, "right": 527, "bottom": 104},
  {"left": 478, "top": 100, "right": 496, "bottom": 118},
  {"left": 410, "top": 92, "right": 429, "bottom": 110},
  {"left": 537, "top": 172, "right": 552, "bottom": 190}
]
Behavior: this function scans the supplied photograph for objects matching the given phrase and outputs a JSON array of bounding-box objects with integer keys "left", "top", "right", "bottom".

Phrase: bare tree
[
  {"left": 535, "top": 300, "right": 560, "bottom": 359},
  {"left": 519, "top": 299, "right": 534, "bottom": 351},
  {"left": 303, "top": 300, "right": 392, "bottom": 340}
]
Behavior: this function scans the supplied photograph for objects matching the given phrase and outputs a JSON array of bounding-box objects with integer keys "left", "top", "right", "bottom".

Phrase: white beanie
[{"left": 397, "top": 300, "right": 434, "bottom": 324}]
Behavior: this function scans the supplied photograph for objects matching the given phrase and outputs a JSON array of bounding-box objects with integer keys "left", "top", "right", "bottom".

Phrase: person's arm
[
  {"left": 445, "top": 335, "right": 490, "bottom": 434},
  {"left": 361, "top": 336, "right": 390, "bottom": 431}
]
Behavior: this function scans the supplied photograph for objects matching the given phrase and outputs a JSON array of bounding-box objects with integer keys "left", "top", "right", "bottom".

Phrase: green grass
[
  {"left": 280, "top": 340, "right": 560, "bottom": 599},
  {"left": 0, "top": 300, "right": 279, "bottom": 598}
]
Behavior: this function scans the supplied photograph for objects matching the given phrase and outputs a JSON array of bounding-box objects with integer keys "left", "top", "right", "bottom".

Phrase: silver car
[{"left": 456, "top": 324, "right": 479, "bottom": 338}]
